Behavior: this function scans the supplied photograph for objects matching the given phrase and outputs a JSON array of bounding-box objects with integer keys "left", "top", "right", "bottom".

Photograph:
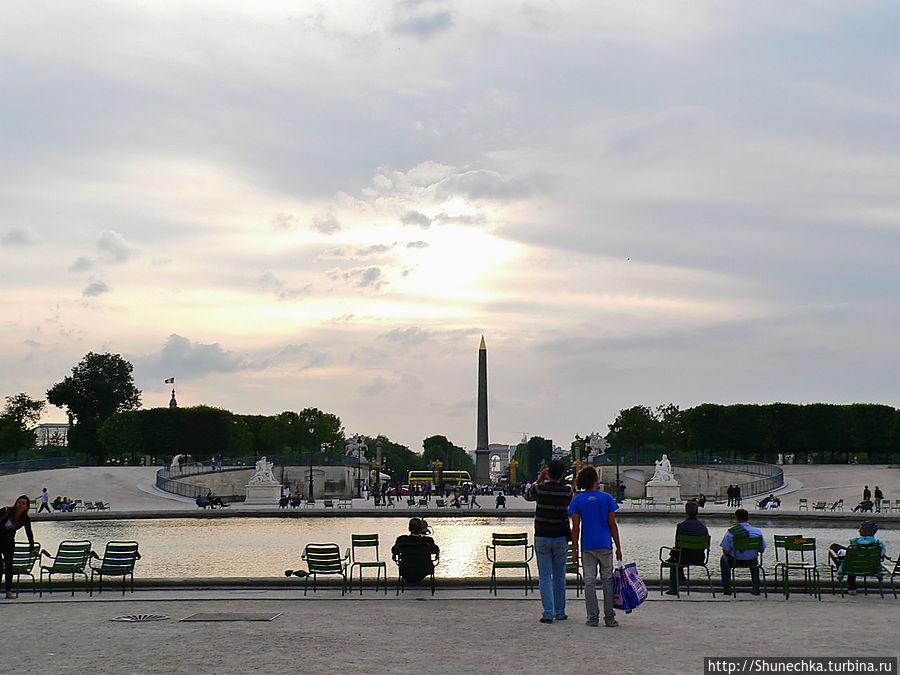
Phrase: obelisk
[{"left": 475, "top": 335, "right": 490, "bottom": 482}]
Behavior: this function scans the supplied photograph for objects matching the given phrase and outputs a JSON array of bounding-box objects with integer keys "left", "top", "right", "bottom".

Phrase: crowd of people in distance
[{"left": 195, "top": 490, "right": 227, "bottom": 509}]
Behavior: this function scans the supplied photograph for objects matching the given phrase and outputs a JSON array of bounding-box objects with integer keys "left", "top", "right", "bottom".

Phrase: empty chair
[
  {"left": 301, "top": 543, "right": 349, "bottom": 595},
  {"left": 485, "top": 533, "right": 534, "bottom": 595},
  {"left": 90, "top": 541, "right": 141, "bottom": 596},
  {"left": 348, "top": 534, "right": 387, "bottom": 594},
  {"left": 40, "top": 540, "right": 92, "bottom": 596}
]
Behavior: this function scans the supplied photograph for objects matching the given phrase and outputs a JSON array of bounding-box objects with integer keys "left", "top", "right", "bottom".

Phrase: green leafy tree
[
  {"left": 47, "top": 352, "right": 141, "bottom": 464},
  {"left": 361, "top": 435, "right": 424, "bottom": 483},
  {"left": 0, "top": 393, "right": 46, "bottom": 459},
  {"left": 607, "top": 405, "right": 662, "bottom": 462},
  {"left": 422, "top": 435, "right": 475, "bottom": 474}
]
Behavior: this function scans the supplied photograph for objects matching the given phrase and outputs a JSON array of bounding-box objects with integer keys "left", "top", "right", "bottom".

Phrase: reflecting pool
[{"left": 30, "top": 517, "right": 900, "bottom": 579}]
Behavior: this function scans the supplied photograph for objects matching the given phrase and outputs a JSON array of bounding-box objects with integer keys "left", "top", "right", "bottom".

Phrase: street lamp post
[{"left": 307, "top": 423, "right": 316, "bottom": 501}]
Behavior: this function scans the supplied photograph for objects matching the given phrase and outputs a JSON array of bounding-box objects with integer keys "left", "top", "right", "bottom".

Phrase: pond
[{"left": 28, "top": 517, "right": 900, "bottom": 580}]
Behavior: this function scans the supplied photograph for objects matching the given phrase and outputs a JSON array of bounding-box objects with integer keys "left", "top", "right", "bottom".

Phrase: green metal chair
[
  {"left": 301, "top": 543, "right": 348, "bottom": 595},
  {"left": 566, "top": 542, "right": 583, "bottom": 596},
  {"left": 10, "top": 542, "right": 41, "bottom": 595},
  {"left": 774, "top": 536, "right": 820, "bottom": 600},
  {"left": 659, "top": 534, "right": 715, "bottom": 597},
  {"left": 798, "top": 498, "right": 808, "bottom": 511},
  {"left": 348, "top": 534, "right": 387, "bottom": 595},
  {"left": 830, "top": 542, "right": 885, "bottom": 597},
  {"left": 485, "top": 533, "right": 534, "bottom": 595},
  {"left": 883, "top": 556, "right": 899, "bottom": 599},
  {"left": 89, "top": 541, "right": 141, "bottom": 596},
  {"left": 726, "top": 533, "right": 767, "bottom": 597},
  {"left": 40, "top": 540, "right": 92, "bottom": 596},
  {"left": 812, "top": 501, "right": 827, "bottom": 512},
  {"left": 392, "top": 542, "right": 439, "bottom": 595}
]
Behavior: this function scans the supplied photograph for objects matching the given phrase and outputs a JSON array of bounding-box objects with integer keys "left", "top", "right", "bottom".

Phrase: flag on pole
[{"left": 164, "top": 377, "right": 175, "bottom": 384}]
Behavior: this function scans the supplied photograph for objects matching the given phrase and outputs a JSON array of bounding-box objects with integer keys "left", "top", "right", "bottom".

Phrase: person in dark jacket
[
  {"left": 665, "top": 500, "right": 709, "bottom": 596},
  {"left": 0, "top": 495, "right": 37, "bottom": 599}
]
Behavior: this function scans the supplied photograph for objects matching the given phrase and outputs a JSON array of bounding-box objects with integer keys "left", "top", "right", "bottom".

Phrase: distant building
[
  {"left": 488, "top": 443, "right": 515, "bottom": 480},
  {"left": 33, "top": 423, "right": 69, "bottom": 447}
]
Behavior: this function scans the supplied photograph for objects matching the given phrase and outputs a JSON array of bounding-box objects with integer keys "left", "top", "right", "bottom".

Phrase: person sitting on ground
[
  {"left": 852, "top": 499, "right": 874, "bottom": 513},
  {"left": 828, "top": 521, "right": 885, "bottom": 593},
  {"left": 392, "top": 517, "right": 440, "bottom": 584},
  {"left": 495, "top": 494, "right": 507, "bottom": 509},
  {"left": 665, "top": 500, "right": 709, "bottom": 596},
  {"left": 720, "top": 508, "right": 766, "bottom": 595}
]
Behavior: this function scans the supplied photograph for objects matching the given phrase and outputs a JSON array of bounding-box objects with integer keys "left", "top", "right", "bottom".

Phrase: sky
[{"left": 2, "top": 1, "right": 899, "bottom": 454}]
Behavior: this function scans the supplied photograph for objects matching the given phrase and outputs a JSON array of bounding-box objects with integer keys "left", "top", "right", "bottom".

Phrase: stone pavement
[{"left": 2, "top": 589, "right": 898, "bottom": 674}]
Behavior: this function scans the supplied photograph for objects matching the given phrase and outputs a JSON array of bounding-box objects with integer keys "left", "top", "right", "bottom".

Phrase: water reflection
[{"left": 29, "top": 517, "right": 900, "bottom": 579}]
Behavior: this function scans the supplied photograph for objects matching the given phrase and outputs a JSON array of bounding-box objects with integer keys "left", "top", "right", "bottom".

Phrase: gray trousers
[{"left": 582, "top": 548, "right": 616, "bottom": 622}]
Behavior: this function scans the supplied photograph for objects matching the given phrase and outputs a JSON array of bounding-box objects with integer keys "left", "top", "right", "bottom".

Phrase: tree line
[
  {"left": 3, "top": 351, "right": 900, "bottom": 473},
  {"left": 605, "top": 402, "right": 900, "bottom": 464}
]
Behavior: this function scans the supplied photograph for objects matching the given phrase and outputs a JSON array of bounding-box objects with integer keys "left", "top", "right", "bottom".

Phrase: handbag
[{"left": 613, "top": 561, "right": 648, "bottom": 613}]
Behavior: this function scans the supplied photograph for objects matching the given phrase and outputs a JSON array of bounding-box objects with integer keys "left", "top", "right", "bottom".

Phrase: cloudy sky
[{"left": 2, "top": 1, "right": 899, "bottom": 453}]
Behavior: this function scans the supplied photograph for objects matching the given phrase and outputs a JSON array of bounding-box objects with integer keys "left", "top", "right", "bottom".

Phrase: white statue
[
  {"left": 586, "top": 433, "right": 609, "bottom": 457},
  {"left": 345, "top": 435, "right": 367, "bottom": 457},
  {"left": 248, "top": 456, "right": 278, "bottom": 485},
  {"left": 649, "top": 454, "right": 675, "bottom": 484}
]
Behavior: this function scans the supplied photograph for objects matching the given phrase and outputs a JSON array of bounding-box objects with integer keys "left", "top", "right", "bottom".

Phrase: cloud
[
  {"left": 434, "top": 170, "right": 532, "bottom": 201},
  {"left": 257, "top": 271, "right": 312, "bottom": 300},
  {"left": 82, "top": 280, "right": 110, "bottom": 297},
  {"left": 393, "top": 2, "right": 453, "bottom": 37},
  {"left": 69, "top": 256, "right": 95, "bottom": 273},
  {"left": 406, "top": 240, "right": 429, "bottom": 248},
  {"left": 355, "top": 243, "right": 395, "bottom": 257},
  {"left": 360, "top": 375, "right": 388, "bottom": 396},
  {"left": 1, "top": 228, "right": 34, "bottom": 246},
  {"left": 311, "top": 214, "right": 342, "bottom": 235},
  {"left": 271, "top": 212, "right": 295, "bottom": 230},
  {"left": 384, "top": 327, "right": 430, "bottom": 344},
  {"left": 330, "top": 266, "right": 387, "bottom": 290},
  {"left": 69, "top": 231, "right": 136, "bottom": 273},
  {"left": 276, "top": 343, "right": 329, "bottom": 370},
  {"left": 138, "top": 334, "right": 251, "bottom": 379},
  {"left": 401, "top": 210, "right": 432, "bottom": 228},
  {"left": 97, "top": 230, "right": 137, "bottom": 263}
]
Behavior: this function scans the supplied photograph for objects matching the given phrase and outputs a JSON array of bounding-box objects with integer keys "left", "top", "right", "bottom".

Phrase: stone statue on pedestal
[{"left": 248, "top": 456, "right": 278, "bottom": 485}]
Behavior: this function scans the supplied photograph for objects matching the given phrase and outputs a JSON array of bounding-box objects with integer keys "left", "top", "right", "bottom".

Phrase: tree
[
  {"left": 47, "top": 352, "right": 141, "bottom": 463},
  {"left": 0, "top": 393, "right": 46, "bottom": 459},
  {"left": 363, "top": 435, "right": 424, "bottom": 483},
  {"left": 606, "top": 405, "right": 661, "bottom": 462},
  {"left": 422, "top": 435, "right": 475, "bottom": 474}
]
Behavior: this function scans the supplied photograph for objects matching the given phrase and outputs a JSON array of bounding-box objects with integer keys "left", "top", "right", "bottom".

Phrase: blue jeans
[
  {"left": 535, "top": 536, "right": 568, "bottom": 619},
  {"left": 720, "top": 555, "right": 760, "bottom": 592}
]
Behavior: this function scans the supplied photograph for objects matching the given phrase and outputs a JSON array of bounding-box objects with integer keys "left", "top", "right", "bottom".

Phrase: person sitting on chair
[
  {"left": 195, "top": 494, "right": 211, "bottom": 509},
  {"left": 495, "top": 494, "right": 507, "bottom": 509},
  {"left": 828, "top": 520, "right": 885, "bottom": 593},
  {"left": 720, "top": 508, "right": 766, "bottom": 595},
  {"left": 665, "top": 500, "right": 709, "bottom": 596},
  {"left": 391, "top": 517, "right": 439, "bottom": 584}
]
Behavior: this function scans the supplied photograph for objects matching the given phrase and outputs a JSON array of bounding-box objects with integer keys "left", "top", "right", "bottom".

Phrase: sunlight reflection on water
[{"left": 29, "top": 517, "right": 900, "bottom": 579}]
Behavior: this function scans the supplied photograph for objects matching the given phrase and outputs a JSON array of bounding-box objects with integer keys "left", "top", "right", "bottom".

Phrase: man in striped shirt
[{"left": 524, "top": 459, "right": 573, "bottom": 623}]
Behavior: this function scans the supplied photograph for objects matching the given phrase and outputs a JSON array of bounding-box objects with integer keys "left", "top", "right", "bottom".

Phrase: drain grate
[
  {"left": 180, "top": 612, "right": 282, "bottom": 622},
  {"left": 111, "top": 614, "right": 170, "bottom": 623}
]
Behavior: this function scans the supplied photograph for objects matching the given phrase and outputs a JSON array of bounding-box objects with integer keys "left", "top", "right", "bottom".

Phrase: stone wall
[{"left": 598, "top": 464, "right": 769, "bottom": 500}]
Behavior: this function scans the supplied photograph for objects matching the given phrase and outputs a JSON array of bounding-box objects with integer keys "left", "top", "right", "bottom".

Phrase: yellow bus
[{"left": 408, "top": 470, "right": 472, "bottom": 487}]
